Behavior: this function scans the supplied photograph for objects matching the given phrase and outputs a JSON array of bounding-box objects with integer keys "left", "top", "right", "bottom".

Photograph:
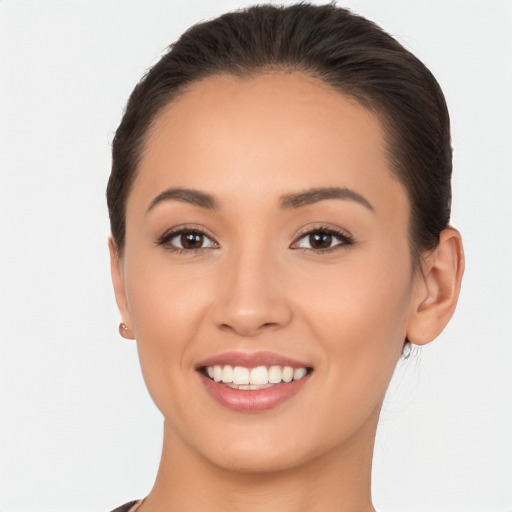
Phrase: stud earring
[
  {"left": 401, "top": 340, "right": 412, "bottom": 359},
  {"left": 119, "top": 322, "right": 135, "bottom": 340}
]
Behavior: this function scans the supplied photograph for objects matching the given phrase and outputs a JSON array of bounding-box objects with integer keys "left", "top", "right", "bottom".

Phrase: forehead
[{"left": 131, "top": 71, "right": 408, "bottom": 219}]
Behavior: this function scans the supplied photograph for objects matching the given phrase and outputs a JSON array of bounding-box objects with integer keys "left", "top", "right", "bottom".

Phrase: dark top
[{"left": 110, "top": 500, "right": 140, "bottom": 512}]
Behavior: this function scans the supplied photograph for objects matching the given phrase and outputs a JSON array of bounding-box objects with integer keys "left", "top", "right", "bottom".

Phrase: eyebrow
[
  {"left": 147, "top": 187, "right": 219, "bottom": 213},
  {"left": 146, "top": 186, "right": 374, "bottom": 214},
  {"left": 280, "top": 187, "right": 374, "bottom": 212}
]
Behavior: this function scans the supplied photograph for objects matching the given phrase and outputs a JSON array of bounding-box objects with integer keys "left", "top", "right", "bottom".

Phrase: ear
[
  {"left": 108, "top": 237, "right": 134, "bottom": 335},
  {"left": 406, "top": 227, "right": 464, "bottom": 345}
]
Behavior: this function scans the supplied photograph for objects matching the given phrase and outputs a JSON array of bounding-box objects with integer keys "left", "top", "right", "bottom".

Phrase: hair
[{"left": 107, "top": 3, "right": 452, "bottom": 263}]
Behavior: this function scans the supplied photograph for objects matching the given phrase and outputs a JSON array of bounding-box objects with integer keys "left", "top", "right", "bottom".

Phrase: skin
[{"left": 110, "top": 72, "right": 464, "bottom": 511}]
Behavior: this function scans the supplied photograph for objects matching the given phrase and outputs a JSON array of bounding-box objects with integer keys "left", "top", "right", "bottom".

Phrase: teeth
[
  {"left": 282, "top": 366, "right": 294, "bottom": 383},
  {"left": 268, "top": 365, "right": 282, "bottom": 384},
  {"left": 233, "top": 366, "right": 250, "bottom": 385},
  {"left": 221, "top": 365, "right": 233, "bottom": 383},
  {"left": 250, "top": 366, "right": 268, "bottom": 385},
  {"left": 205, "top": 364, "right": 309, "bottom": 386},
  {"left": 293, "top": 367, "right": 307, "bottom": 380}
]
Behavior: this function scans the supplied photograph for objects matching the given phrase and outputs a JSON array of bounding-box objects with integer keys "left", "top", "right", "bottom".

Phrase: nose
[{"left": 212, "top": 249, "right": 293, "bottom": 337}]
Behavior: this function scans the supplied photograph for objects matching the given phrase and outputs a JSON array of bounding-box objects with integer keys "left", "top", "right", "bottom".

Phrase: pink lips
[
  {"left": 196, "top": 351, "right": 313, "bottom": 413},
  {"left": 197, "top": 351, "right": 311, "bottom": 369}
]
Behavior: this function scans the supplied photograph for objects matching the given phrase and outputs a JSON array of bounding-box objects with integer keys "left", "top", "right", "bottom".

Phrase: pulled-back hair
[{"left": 107, "top": 3, "right": 452, "bottom": 262}]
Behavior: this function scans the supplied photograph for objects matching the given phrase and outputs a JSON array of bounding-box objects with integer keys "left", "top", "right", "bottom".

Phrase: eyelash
[
  {"left": 156, "top": 225, "right": 354, "bottom": 255},
  {"left": 156, "top": 226, "right": 218, "bottom": 255},
  {"left": 292, "top": 225, "right": 354, "bottom": 253}
]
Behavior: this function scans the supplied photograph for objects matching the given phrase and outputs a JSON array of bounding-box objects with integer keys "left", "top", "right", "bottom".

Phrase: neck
[{"left": 141, "top": 409, "right": 379, "bottom": 512}]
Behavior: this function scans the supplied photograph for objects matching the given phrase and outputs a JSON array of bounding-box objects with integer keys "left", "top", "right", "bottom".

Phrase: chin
[
  {"left": 179, "top": 417, "right": 341, "bottom": 476},
  {"left": 203, "top": 442, "right": 312, "bottom": 475}
]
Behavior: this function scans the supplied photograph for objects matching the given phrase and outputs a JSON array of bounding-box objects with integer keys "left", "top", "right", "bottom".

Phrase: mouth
[
  {"left": 200, "top": 364, "right": 311, "bottom": 390},
  {"left": 196, "top": 352, "right": 314, "bottom": 412}
]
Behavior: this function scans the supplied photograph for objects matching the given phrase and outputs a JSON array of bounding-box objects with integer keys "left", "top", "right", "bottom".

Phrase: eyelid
[
  {"left": 155, "top": 223, "right": 353, "bottom": 254},
  {"left": 156, "top": 224, "right": 219, "bottom": 252},
  {"left": 290, "top": 224, "right": 354, "bottom": 251}
]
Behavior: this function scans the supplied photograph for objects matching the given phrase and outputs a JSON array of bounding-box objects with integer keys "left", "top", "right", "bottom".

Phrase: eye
[
  {"left": 157, "top": 228, "right": 218, "bottom": 252},
  {"left": 292, "top": 227, "right": 353, "bottom": 252}
]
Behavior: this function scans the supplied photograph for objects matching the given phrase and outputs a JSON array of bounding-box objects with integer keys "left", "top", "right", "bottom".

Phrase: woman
[{"left": 106, "top": 4, "right": 464, "bottom": 511}]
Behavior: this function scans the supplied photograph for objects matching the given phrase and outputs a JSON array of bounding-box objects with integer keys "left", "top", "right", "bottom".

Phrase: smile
[
  {"left": 197, "top": 352, "right": 313, "bottom": 412},
  {"left": 204, "top": 365, "right": 309, "bottom": 389}
]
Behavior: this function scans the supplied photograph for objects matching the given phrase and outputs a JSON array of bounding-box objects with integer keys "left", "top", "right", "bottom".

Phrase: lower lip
[{"left": 199, "top": 372, "right": 311, "bottom": 412}]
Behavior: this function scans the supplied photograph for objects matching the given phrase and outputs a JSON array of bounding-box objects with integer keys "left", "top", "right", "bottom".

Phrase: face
[{"left": 113, "top": 72, "right": 422, "bottom": 472}]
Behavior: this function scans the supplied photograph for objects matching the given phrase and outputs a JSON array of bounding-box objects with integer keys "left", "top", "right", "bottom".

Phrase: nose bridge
[{"left": 213, "top": 238, "right": 291, "bottom": 336}]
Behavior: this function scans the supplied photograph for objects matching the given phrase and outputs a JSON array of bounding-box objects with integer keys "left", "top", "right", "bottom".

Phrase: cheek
[
  {"left": 122, "top": 256, "right": 216, "bottom": 409},
  {"left": 295, "top": 250, "right": 413, "bottom": 387},
  {"left": 125, "top": 250, "right": 215, "bottom": 334}
]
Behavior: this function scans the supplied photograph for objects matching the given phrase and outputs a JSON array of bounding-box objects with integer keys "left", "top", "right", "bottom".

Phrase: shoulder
[{"left": 109, "top": 500, "right": 141, "bottom": 512}]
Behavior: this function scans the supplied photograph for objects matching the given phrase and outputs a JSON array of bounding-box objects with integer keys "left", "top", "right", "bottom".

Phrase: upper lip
[{"left": 196, "top": 351, "right": 312, "bottom": 370}]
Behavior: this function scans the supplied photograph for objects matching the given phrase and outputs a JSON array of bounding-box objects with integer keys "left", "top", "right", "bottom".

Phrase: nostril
[
  {"left": 218, "top": 320, "right": 280, "bottom": 336},
  {"left": 212, "top": 291, "right": 293, "bottom": 336}
]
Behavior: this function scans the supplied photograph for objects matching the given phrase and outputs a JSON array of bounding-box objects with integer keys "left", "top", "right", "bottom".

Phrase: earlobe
[
  {"left": 406, "top": 227, "right": 465, "bottom": 345},
  {"left": 108, "top": 237, "right": 134, "bottom": 335}
]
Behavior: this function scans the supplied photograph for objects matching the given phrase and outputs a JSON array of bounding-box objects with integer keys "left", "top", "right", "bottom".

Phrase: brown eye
[
  {"left": 293, "top": 228, "right": 352, "bottom": 252},
  {"left": 159, "top": 229, "right": 217, "bottom": 252},
  {"left": 180, "top": 232, "right": 204, "bottom": 249},
  {"left": 308, "top": 232, "right": 332, "bottom": 249}
]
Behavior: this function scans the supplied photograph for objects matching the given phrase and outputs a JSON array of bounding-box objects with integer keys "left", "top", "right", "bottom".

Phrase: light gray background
[{"left": 1, "top": 1, "right": 511, "bottom": 511}]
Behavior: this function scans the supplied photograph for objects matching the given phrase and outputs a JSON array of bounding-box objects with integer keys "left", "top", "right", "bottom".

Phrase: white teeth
[
  {"left": 221, "top": 365, "right": 233, "bottom": 383},
  {"left": 268, "top": 365, "right": 283, "bottom": 384},
  {"left": 293, "top": 367, "right": 307, "bottom": 380},
  {"left": 205, "top": 364, "right": 309, "bottom": 386},
  {"left": 233, "top": 366, "right": 250, "bottom": 385},
  {"left": 282, "top": 366, "right": 294, "bottom": 383},
  {"left": 250, "top": 366, "right": 268, "bottom": 385}
]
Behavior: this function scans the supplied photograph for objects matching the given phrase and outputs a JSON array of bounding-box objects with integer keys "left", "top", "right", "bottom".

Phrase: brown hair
[{"left": 107, "top": 3, "right": 452, "bottom": 261}]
